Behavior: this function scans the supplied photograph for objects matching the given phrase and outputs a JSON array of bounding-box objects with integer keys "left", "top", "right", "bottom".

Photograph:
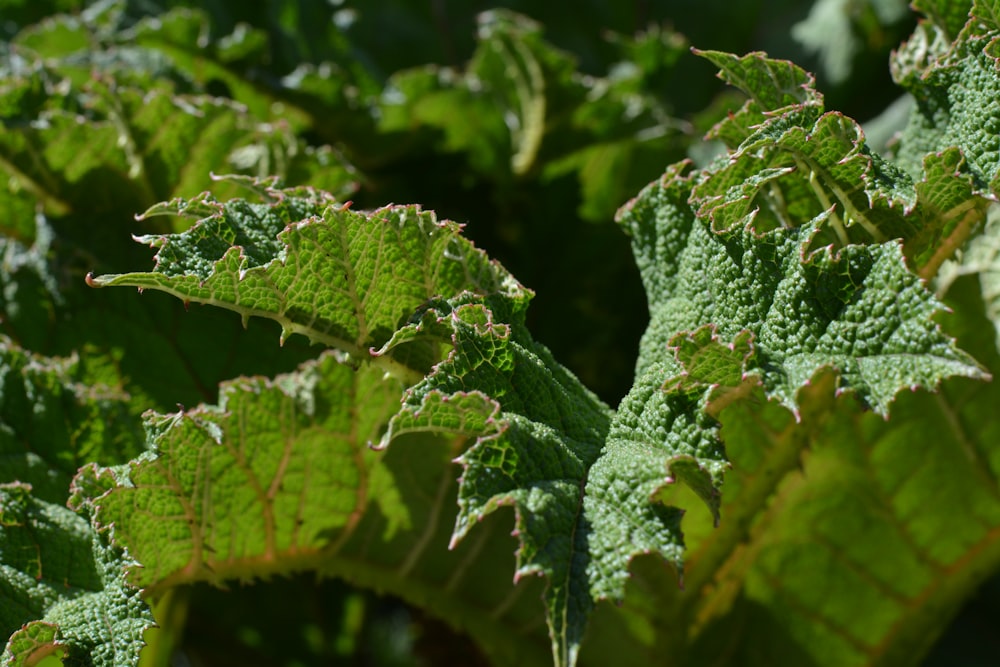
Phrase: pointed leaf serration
[{"left": 88, "top": 353, "right": 407, "bottom": 592}]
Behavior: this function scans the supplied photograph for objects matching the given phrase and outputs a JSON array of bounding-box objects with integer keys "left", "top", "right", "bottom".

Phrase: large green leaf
[
  {"left": 81, "top": 351, "right": 552, "bottom": 667},
  {"left": 88, "top": 70, "right": 990, "bottom": 662}
]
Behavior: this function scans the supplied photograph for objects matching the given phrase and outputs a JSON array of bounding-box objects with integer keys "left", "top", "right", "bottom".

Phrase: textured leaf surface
[
  {"left": 89, "top": 181, "right": 519, "bottom": 381},
  {"left": 85, "top": 352, "right": 552, "bottom": 667},
  {"left": 374, "top": 147, "right": 984, "bottom": 665},
  {"left": 894, "top": 0, "right": 1000, "bottom": 195},
  {"left": 0, "top": 339, "right": 152, "bottom": 667},
  {"left": 89, "top": 353, "right": 404, "bottom": 591},
  {"left": 582, "top": 315, "right": 1000, "bottom": 667},
  {"left": 695, "top": 51, "right": 989, "bottom": 278},
  {"left": 575, "top": 49, "right": 988, "bottom": 666},
  {"left": 377, "top": 291, "right": 613, "bottom": 667},
  {"left": 90, "top": 52, "right": 991, "bottom": 662}
]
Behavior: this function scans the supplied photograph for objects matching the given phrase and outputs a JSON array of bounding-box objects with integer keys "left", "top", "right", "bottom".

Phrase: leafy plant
[{"left": 2, "top": 1, "right": 1000, "bottom": 666}]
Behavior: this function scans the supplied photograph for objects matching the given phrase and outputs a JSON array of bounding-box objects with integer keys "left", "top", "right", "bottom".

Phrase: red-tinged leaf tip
[
  {"left": 340, "top": 200, "right": 353, "bottom": 211},
  {"left": 85, "top": 272, "right": 97, "bottom": 287},
  {"left": 183, "top": 300, "right": 190, "bottom": 311}
]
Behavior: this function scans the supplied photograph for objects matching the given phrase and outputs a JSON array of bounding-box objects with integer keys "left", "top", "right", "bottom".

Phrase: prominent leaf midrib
[
  {"left": 227, "top": 397, "right": 287, "bottom": 561},
  {"left": 791, "top": 149, "right": 884, "bottom": 242}
]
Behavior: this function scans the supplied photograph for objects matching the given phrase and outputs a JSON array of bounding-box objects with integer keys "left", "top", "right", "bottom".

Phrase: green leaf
[
  {"left": 894, "top": 1, "right": 1000, "bottom": 195},
  {"left": 88, "top": 180, "right": 520, "bottom": 382},
  {"left": 912, "top": 0, "right": 974, "bottom": 39},
  {"left": 84, "top": 352, "right": 553, "bottom": 667},
  {"left": 0, "top": 339, "right": 152, "bottom": 667},
  {"left": 938, "top": 203, "right": 1000, "bottom": 350},
  {"left": 677, "top": 272, "right": 1000, "bottom": 666},
  {"left": 89, "top": 353, "right": 405, "bottom": 591},
  {"left": 374, "top": 155, "right": 983, "bottom": 665},
  {"left": 377, "top": 291, "right": 613, "bottom": 667},
  {"left": 1, "top": 490, "right": 152, "bottom": 667},
  {"left": 697, "top": 49, "right": 991, "bottom": 278},
  {"left": 621, "top": 157, "right": 985, "bottom": 417},
  {"left": 695, "top": 50, "right": 823, "bottom": 113}
]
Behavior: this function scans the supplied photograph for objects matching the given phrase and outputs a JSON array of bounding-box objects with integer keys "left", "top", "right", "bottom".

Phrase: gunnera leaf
[
  {"left": 893, "top": 0, "right": 1000, "bottom": 196},
  {"left": 88, "top": 177, "right": 520, "bottom": 383},
  {"left": 0, "top": 338, "right": 152, "bottom": 667},
  {"left": 92, "top": 129, "right": 987, "bottom": 667}
]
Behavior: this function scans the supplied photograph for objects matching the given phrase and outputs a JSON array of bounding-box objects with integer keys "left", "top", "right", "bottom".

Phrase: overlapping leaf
[
  {"left": 893, "top": 0, "right": 1000, "bottom": 195},
  {"left": 695, "top": 50, "right": 989, "bottom": 279},
  {"left": 369, "top": 160, "right": 982, "bottom": 667},
  {"left": 89, "top": 42, "right": 993, "bottom": 664},
  {"left": 0, "top": 339, "right": 152, "bottom": 667},
  {"left": 40, "top": 5, "right": 1000, "bottom": 667},
  {"left": 82, "top": 315, "right": 552, "bottom": 667},
  {"left": 376, "top": 291, "right": 613, "bottom": 667}
]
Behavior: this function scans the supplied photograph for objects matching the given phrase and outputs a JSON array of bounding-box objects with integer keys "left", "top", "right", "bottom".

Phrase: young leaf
[
  {"left": 894, "top": 0, "right": 1000, "bottom": 195},
  {"left": 695, "top": 52, "right": 990, "bottom": 278}
]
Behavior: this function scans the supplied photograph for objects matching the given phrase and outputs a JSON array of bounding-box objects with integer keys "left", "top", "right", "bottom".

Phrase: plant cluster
[{"left": 2, "top": 1, "right": 1000, "bottom": 666}]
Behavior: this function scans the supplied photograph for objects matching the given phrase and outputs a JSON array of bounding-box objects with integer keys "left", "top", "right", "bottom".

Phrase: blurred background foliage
[{"left": 4, "top": 0, "right": 995, "bottom": 665}]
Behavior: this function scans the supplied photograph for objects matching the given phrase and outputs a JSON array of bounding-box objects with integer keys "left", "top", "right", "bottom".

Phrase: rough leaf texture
[
  {"left": 24, "top": 3, "right": 1000, "bottom": 667},
  {"left": 90, "top": 179, "right": 519, "bottom": 380},
  {"left": 0, "top": 339, "right": 153, "bottom": 667},
  {"left": 84, "top": 43, "right": 994, "bottom": 667}
]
